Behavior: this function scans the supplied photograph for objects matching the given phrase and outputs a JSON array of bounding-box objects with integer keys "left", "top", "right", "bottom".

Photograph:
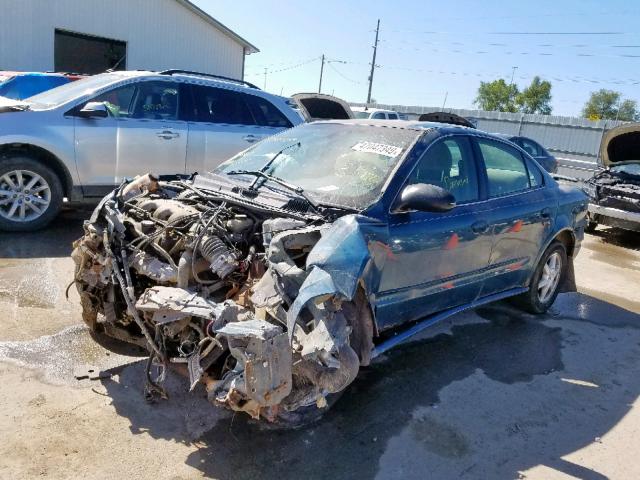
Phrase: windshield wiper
[
  {"left": 250, "top": 142, "right": 301, "bottom": 188},
  {"left": 226, "top": 169, "right": 320, "bottom": 213}
]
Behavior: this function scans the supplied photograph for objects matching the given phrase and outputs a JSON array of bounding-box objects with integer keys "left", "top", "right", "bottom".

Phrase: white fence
[{"left": 351, "top": 103, "right": 629, "bottom": 179}]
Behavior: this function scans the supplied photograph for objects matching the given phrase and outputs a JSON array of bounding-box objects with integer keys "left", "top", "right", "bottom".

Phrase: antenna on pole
[
  {"left": 318, "top": 54, "right": 325, "bottom": 93},
  {"left": 366, "top": 19, "right": 380, "bottom": 105},
  {"left": 263, "top": 67, "right": 267, "bottom": 90}
]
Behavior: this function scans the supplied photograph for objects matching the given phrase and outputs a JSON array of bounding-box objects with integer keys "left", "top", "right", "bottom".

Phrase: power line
[
  {"left": 374, "top": 64, "right": 640, "bottom": 86},
  {"left": 327, "top": 62, "right": 362, "bottom": 84},
  {"left": 389, "top": 30, "right": 628, "bottom": 36},
  {"left": 244, "top": 56, "right": 321, "bottom": 77},
  {"left": 382, "top": 42, "right": 640, "bottom": 59}
]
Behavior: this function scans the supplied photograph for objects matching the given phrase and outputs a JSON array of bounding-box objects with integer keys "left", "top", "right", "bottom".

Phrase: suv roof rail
[{"left": 158, "top": 69, "right": 260, "bottom": 89}]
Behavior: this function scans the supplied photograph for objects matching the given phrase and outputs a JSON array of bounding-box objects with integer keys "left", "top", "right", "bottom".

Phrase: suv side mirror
[
  {"left": 395, "top": 183, "right": 456, "bottom": 213},
  {"left": 78, "top": 102, "right": 109, "bottom": 118}
]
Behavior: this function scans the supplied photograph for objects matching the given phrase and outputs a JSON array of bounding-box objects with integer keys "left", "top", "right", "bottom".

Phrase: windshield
[
  {"left": 26, "top": 73, "right": 122, "bottom": 108},
  {"left": 352, "top": 111, "right": 370, "bottom": 119},
  {"left": 215, "top": 123, "right": 420, "bottom": 210}
]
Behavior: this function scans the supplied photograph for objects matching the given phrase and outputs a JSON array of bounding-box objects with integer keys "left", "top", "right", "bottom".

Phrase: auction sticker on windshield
[{"left": 351, "top": 142, "right": 403, "bottom": 158}]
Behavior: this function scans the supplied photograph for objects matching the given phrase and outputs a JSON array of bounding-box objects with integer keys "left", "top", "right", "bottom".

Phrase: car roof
[
  {"left": 314, "top": 118, "right": 477, "bottom": 132},
  {"left": 97, "top": 70, "right": 285, "bottom": 99}
]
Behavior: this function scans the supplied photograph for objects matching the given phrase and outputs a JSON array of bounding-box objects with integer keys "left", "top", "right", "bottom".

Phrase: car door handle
[
  {"left": 242, "top": 134, "right": 260, "bottom": 143},
  {"left": 471, "top": 220, "right": 489, "bottom": 234},
  {"left": 156, "top": 130, "right": 180, "bottom": 139}
]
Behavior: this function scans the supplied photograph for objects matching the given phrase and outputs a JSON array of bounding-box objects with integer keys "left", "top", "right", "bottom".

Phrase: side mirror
[
  {"left": 395, "top": 183, "right": 456, "bottom": 213},
  {"left": 78, "top": 102, "right": 109, "bottom": 118}
]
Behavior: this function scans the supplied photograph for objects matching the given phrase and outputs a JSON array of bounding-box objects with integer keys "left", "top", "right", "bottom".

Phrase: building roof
[{"left": 174, "top": 0, "right": 259, "bottom": 54}]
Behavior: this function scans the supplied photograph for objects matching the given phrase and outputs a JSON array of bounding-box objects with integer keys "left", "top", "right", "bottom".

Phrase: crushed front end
[
  {"left": 71, "top": 175, "right": 368, "bottom": 424},
  {"left": 585, "top": 167, "right": 640, "bottom": 232}
]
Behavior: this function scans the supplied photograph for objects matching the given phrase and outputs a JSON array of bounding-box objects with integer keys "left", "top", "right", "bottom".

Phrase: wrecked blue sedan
[{"left": 72, "top": 120, "right": 588, "bottom": 424}]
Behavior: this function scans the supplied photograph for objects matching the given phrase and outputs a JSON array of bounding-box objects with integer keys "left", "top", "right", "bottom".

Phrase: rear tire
[
  {"left": 0, "top": 155, "right": 63, "bottom": 232},
  {"left": 514, "top": 241, "right": 567, "bottom": 314}
]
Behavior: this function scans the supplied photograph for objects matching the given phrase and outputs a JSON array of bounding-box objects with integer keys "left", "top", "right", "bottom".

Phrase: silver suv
[{"left": 0, "top": 70, "right": 307, "bottom": 231}]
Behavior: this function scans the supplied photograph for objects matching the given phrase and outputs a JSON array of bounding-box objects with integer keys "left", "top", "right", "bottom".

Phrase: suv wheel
[
  {"left": 515, "top": 241, "right": 567, "bottom": 314},
  {"left": 0, "top": 155, "right": 63, "bottom": 232}
]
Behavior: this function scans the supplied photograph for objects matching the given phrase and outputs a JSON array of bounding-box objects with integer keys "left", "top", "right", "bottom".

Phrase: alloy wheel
[
  {"left": 538, "top": 251, "right": 562, "bottom": 303},
  {"left": 0, "top": 169, "right": 51, "bottom": 222}
]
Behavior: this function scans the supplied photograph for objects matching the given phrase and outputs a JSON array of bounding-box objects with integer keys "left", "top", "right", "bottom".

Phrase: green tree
[
  {"left": 515, "top": 76, "right": 552, "bottom": 114},
  {"left": 474, "top": 79, "right": 518, "bottom": 112},
  {"left": 582, "top": 89, "right": 639, "bottom": 121}
]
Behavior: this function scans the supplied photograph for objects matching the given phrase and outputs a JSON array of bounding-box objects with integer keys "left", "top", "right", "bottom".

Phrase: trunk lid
[
  {"left": 290, "top": 93, "right": 354, "bottom": 122},
  {"left": 599, "top": 123, "right": 640, "bottom": 168}
]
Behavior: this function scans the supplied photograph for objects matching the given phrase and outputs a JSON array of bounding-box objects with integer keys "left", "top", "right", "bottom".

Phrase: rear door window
[
  {"left": 388, "top": 113, "right": 399, "bottom": 120},
  {"left": 477, "top": 138, "right": 531, "bottom": 197},
  {"left": 190, "top": 85, "right": 255, "bottom": 125},
  {"left": 371, "top": 112, "right": 386, "bottom": 119}
]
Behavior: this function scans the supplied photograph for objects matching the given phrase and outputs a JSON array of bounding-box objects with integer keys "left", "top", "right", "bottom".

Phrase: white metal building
[{"left": 0, "top": 0, "right": 258, "bottom": 78}]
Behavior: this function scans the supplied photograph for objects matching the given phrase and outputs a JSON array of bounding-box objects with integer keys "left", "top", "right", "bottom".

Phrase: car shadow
[
  {"left": 0, "top": 206, "right": 91, "bottom": 259},
  {"left": 589, "top": 227, "right": 640, "bottom": 251},
  {"left": 98, "top": 293, "right": 640, "bottom": 480}
]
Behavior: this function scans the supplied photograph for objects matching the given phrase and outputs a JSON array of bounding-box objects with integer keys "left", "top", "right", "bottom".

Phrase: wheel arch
[
  {"left": 553, "top": 228, "right": 576, "bottom": 258},
  {"left": 0, "top": 143, "right": 74, "bottom": 198}
]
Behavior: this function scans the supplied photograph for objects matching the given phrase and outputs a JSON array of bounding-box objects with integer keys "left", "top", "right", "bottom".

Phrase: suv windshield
[
  {"left": 27, "top": 73, "right": 122, "bottom": 108},
  {"left": 215, "top": 123, "right": 420, "bottom": 210}
]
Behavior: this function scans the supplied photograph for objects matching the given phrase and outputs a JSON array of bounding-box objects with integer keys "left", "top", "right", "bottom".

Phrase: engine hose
[{"left": 199, "top": 235, "right": 225, "bottom": 260}]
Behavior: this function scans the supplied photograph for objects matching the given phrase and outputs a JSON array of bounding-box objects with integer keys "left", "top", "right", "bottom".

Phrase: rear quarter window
[{"left": 525, "top": 156, "right": 544, "bottom": 187}]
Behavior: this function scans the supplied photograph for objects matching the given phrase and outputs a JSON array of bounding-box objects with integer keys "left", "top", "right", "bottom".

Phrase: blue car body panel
[
  {"left": 0, "top": 73, "right": 71, "bottom": 100},
  {"left": 290, "top": 124, "right": 587, "bottom": 337}
]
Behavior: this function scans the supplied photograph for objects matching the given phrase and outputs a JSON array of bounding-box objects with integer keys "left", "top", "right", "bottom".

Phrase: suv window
[
  {"left": 371, "top": 112, "right": 386, "bottom": 119},
  {"left": 91, "top": 84, "right": 136, "bottom": 118},
  {"left": 388, "top": 113, "right": 399, "bottom": 120},
  {"left": 407, "top": 136, "right": 479, "bottom": 204},
  {"left": 477, "top": 138, "right": 530, "bottom": 197},
  {"left": 191, "top": 85, "right": 254, "bottom": 125},
  {"left": 244, "top": 94, "right": 292, "bottom": 128}
]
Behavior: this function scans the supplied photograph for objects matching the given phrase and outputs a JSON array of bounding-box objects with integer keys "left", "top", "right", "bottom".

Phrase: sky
[{"left": 194, "top": 0, "right": 640, "bottom": 117}]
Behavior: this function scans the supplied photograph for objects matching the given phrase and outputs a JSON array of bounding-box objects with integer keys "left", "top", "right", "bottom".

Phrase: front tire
[
  {"left": 0, "top": 155, "right": 63, "bottom": 232},
  {"left": 515, "top": 241, "right": 567, "bottom": 314}
]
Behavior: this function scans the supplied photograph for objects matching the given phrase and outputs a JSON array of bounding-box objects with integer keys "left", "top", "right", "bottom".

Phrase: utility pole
[
  {"left": 509, "top": 66, "right": 518, "bottom": 86},
  {"left": 318, "top": 54, "right": 325, "bottom": 93},
  {"left": 441, "top": 91, "right": 448, "bottom": 110},
  {"left": 263, "top": 67, "right": 267, "bottom": 90},
  {"left": 366, "top": 19, "right": 380, "bottom": 105}
]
